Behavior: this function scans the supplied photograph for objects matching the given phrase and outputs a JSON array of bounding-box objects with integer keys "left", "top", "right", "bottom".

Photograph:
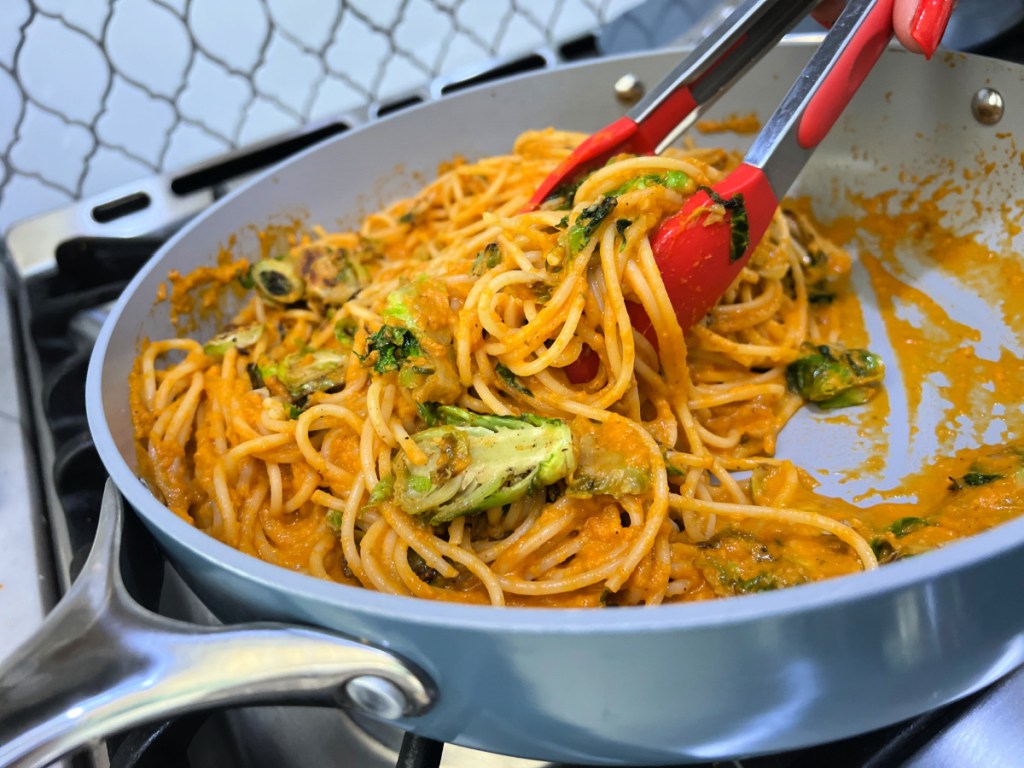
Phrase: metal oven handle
[{"left": 0, "top": 481, "right": 435, "bottom": 768}]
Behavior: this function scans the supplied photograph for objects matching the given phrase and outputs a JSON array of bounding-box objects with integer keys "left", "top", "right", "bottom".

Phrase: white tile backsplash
[
  {"left": 307, "top": 74, "right": 364, "bottom": 122},
  {"left": 18, "top": 14, "right": 109, "bottom": 123},
  {"left": 35, "top": 0, "right": 109, "bottom": 38},
  {"left": 80, "top": 144, "right": 151, "bottom": 196},
  {"left": 10, "top": 103, "right": 94, "bottom": 191},
  {"left": 161, "top": 119, "right": 230, "bottom": 170},
  {"left": 0, "top": 0, "right": 30, "bottom": 69},
  {"left": 0, "top": 173, "right": 72, "bottom": 229},
  {"left": 266, "top": 0, "right": 340, "bottom": 52},
  {"left": 177, "top": 53, "right": 250, "bottom": 141},
  {"left": 255, "top": 32, "right": 323, "bottom": 116},
  {"left": 0, "top": 68, "right": 19, "bottom": 153},
  {"left": 238, "top": 94, "right": 301, "bottom": 145},
  {"left": 188, "top": 0, "right": 270, "bottom": 73},
  {"left": 107, "top": 0, "right": 192, "bottom": 99},
  {"left": 97, "top": 76, "right": 175, "bottom": 166},
  {"left": 325, "top": 12, "right": 389, "bottom": 94},
  {"left": 0, "top": 0, "right": 644, "bottom": 235}
]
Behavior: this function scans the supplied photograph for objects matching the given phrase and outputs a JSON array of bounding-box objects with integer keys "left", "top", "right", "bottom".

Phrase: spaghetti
[{"left": 132, "top": 128, "right": 907, "bottom": 607}]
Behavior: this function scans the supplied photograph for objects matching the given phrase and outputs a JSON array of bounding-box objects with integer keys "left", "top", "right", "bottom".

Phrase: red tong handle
[
  {"left": 646, "top": 0, "right": 895, "bottom": 336},
  {"left": 798, "top": 0, "right": 894, "bottom": 149}
]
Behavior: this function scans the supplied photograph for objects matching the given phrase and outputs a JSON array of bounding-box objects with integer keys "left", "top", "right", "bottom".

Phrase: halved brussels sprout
[
  {"left": 203, "top": 323, "right": 264, "bottom": 357},
  {"left": 251, "top": 259, "right": 305, "bottom": 304},
  {"left": 394, "top": 406, "right": 575, "bottom": 524},
  {"left": 260, "top": 349, "right": 348, "bottom": 399},
  {"left": 292, "top": 244, "right": 369, "bottom": 305}
]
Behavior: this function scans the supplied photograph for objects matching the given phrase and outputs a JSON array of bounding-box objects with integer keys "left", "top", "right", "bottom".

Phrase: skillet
[{"left": 3, "top": 42, "right": 1024, "bottom": 766}]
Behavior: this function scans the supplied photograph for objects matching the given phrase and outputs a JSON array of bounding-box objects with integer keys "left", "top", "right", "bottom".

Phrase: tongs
[{"left": 532, "top": 0, "right": 896, "bottom": 365}]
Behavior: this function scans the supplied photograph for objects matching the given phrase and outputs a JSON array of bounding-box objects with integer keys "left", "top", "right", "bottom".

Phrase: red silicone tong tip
[
  {"left": 910, "top": 0, "right": 954, "bottom": 59},
  {"left": 652, "top": 164, "right": 779, "bottom": 332},
  {"left": 523, "top": 117, "right": 639, "bottom": 211}
]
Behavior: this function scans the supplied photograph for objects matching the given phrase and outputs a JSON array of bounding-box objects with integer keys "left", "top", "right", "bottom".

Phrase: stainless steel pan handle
[{"left": 0, "top": 481, "right": 435, "bottom": 768}]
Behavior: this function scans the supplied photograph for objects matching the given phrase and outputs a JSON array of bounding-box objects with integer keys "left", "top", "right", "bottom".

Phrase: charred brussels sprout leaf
[
  {"left": 393, "top": 406, "right": 576, "bottom": 525},
  {"left": 698, "top": 186, "right": 749, "bottom": 263},
  {"left": 886, "top": 517, "right": 932, "bottom": 537},
  {"left": 568, "top": 197, "right": 617, "bottom": 256},
  {"left": 949, "top": 471, "right": 1004, "bottom": 491},
  {"left": 368, "top": 476, "right": 395, "bottom": 505},
  {"left": 237, "top": 267, "right": 255, "bottom": 290},
  {"left": 293, "top": 244, "right": 369, "bottom": 305},
  {"left": 264, "top": 349, "right": 348, "bottom": 399},
  {"left": 251, "top": 259, "right": 305, "bottom": 304},
  {"left": 203, "top": 323, "right": 264, "bottom": 357},
  {"left": 785, "top": 342, "right": 885, "bottom": 409},
  {"left": 417, "top": 401, "right": 440, "bottom": 426},
  {"left": 334, "top": 320, "right": 357, "bottom": 346},
  {"left": 542, "top": 172, "right": 591, "bottom": 210},
  {"left": 362, "top": 325, "right": 422, "bottom": 374},
  {"left": 495, "top": 363, "right": 532, "bottom": 397},
  {"left": 372, "top": 278, "right": 461, "bottom": 404},
  {"left": 568, "top": 431, "right": 651, "bottom": 498},
  {"left": 471, "top": 243, "right": 502, "bottom": 276},
  {"left": 870, "top": 538, "right": 900, "bottom": 564}
]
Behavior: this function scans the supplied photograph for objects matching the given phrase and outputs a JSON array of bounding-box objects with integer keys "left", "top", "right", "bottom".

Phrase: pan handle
[{"left": 0, "top": 481, "right": 435, "bottom": 768}]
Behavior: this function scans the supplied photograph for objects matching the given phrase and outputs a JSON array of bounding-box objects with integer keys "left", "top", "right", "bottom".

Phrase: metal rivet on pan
[
  {"left": 971, "top": 87, "right": 1004, "bottom": 125},
  {"left": 614, "top": 74, "right": 645, "bottom": 104},
  {"left": 345, "top": 675, "right": 409, "bottom": 720}
]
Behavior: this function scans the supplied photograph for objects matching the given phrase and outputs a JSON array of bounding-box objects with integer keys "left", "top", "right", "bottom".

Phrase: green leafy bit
[
  {"left": 288, "top": 403, "right": 304, "bottom": 419},
  {"left": 615, "top": 218, "right": 631, "bottom": 250},
  {"left": 785, "top": 342, "right": 885, "bottom": 409},
  {"left": 886, "top": 516, "right": 932, "bottom": 537},
  {"left": 471, "top": 242, "right": 502, "bottom": 276},
  {"left": 532, "top": 282, "right": 552, "bottom": 304},
  {"left": 237, "top": 266, "right": 255, "bottom": 290},
  {"left": 495, "top": 363, "right": 533, "bottom": 397},
  {"left": 698, "top": 186, "right": 750, "bottom": 263},
  {"left": 807, "top": 280, "right": 836, "bottom": 304},
  {"left": 568, "top": 431, "right": 651, "bottom": 498},
  {"left": 393, "top": 406, "right": 575, "bottom": 525},
  {"left": 203, "top": 323, "right": 264, "bottom": 357},
  {"left": 251, "top": 259, "right": 305, "bottom": 304},
  {"left": 362, "top": 325, "right": 422, "bottom": 374},
  {"left": 334, "top": 320, "right": 357, "bottom": 345},
  {"left": 371, "top": 278, "right": 461, "bottom": 404},
  {"left": 663, "top": 452, "right": 687, "bottom": 477},
  {"left": 568, "top": 196, "right": 617, "bottom": 256},
  {"left": 607, "top": 170, "right": 691, "bottom": 197},
  {"left": 542, "top": 173, "right": 590, "bottom": 210},
  {"left": 246, "top": 363, "right": 264, "bottom": 390},
  {"left": 325, "top": 509, "right": 343, "bottom": 531},
  {"left": 870, "top": 538, "right": 900, "bottom": 564},
  {"left": 368, "top": 476, "right": 395, "bottom": 505},
  {"left": 417, "top": 401, "right": 440, "bottom": 426},
  {"left": 735, "top": 572, "right": 778, "bottom": 594},
  {"left": 948, "top": 472, "right": 1005, "bottom": 491}
]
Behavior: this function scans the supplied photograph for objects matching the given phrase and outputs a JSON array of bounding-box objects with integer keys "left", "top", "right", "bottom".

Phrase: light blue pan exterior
[{"left": 87, "top": 46, "right": 1024, "bottom": 765}]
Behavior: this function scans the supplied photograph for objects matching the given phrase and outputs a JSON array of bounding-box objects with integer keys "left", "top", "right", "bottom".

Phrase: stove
[{"left": 4, "top": 3, "right": 1024, "bottom": 766}]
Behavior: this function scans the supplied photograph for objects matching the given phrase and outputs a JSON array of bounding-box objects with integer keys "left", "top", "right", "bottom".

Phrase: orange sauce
[
  {"left": 818, "top": 194, "right": 1024, "bottom": 458},
  {"left": 696, "top": 112, "right": 762, "bottom": 135}
]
